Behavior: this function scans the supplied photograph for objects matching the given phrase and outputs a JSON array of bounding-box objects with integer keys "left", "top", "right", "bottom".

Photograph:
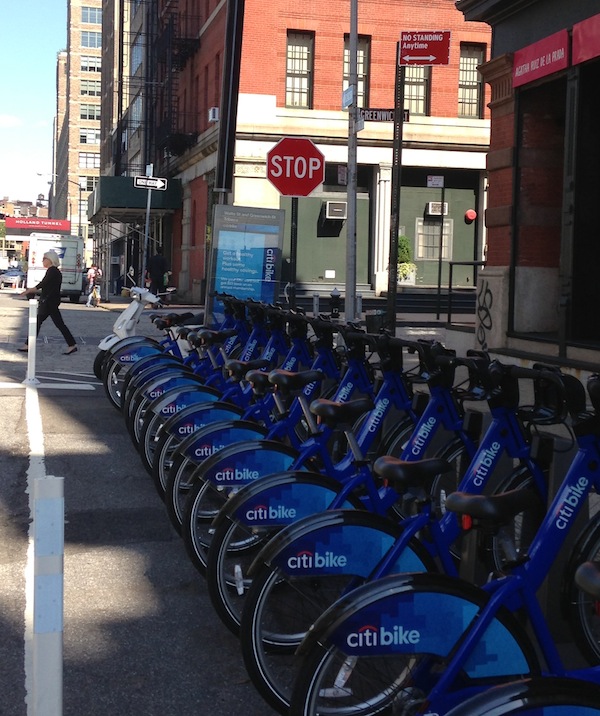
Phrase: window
[
  {"left": 404, "top": 65, "right": 430, "bottom": 116},
  {"left": 81, "top": 55, "right": 101, "bottom": 72},
  {"left": 85, "top": 176, "right": 99, "bottom": 192},
  {"left": 131, "top": 34, "right": 144, "bottom": 75},
  {"left": 459, "top": 44, "right": 485, "bottom": 118},
  {"left": 80, "top": 103, "right": 101, "bottom": 120},
  {"left": 286, "top": 32, "right": 314, "bottom": 108},
  {"left": 343, "top": 36, "right": 370, "bottom": 108},
  {"left": 81, "top": 79, "right": 102, "bottom": 97},
  {"left": 131, "top": 94, "right": 143, "bottom": 130},
  {"left": 79, "top": 152, "right": 101, "bottom": 169},
  {"left": 82, "top": 6, "right": 102, "bottom": 24},
  {"left": 80, "top": 128, "right": 101, "bottom": 144},
  {"left": 82, "top": 31, "right": 102, "bottom": 48},
  {"left": 415, "top": 218, "right": 453, "bottom": 260}
]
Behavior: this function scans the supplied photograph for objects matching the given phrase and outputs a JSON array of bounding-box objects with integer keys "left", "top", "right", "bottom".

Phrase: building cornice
[{"left": 456, "top": 0, "right": 540, "bottom": 24}]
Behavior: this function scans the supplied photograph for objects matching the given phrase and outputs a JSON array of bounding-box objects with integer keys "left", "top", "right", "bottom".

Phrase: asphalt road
[{"left": 0, "top": 290, "right": 278, "bottom": 715}]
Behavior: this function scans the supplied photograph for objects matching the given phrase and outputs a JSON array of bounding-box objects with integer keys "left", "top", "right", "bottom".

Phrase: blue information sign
[{"left": 206, "top": 205, "right": 285, "bottom": 323}]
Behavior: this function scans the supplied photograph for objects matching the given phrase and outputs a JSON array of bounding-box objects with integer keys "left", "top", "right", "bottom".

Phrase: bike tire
[
  {"left": 102, "top": 340, "right": 164, "bottom": 410},
  {"left": 149, "top": 401, "right": 244, "bottom": 501},
  {"left": 563, "top": 515, "right": 600, "bottom": 664},
  {"left": 205, "top": 479, "right": 366, "bottom": 638},
  {"left": 239, "top": 513, "right": 436, "bottom": 715},
  {"left": 289, "top": 572, "right": 541, "bottom": 716},
  {"left": 485, "top": 464, "right": 547, "bottom": 573},
  {"left": 181, "top": 441, "right": 308, "bottom": 574},
  {"left": 444, "top": 677, "right": 600, "bottom": 715}
]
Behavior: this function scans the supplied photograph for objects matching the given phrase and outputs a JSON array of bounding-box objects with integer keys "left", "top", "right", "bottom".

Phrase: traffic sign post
[
  {"left": 386, "top": 32, "right": 451, "bottom": 331},
  {"left": 133, "top": 168, "right": 167, "bottom": 286},
  {"left": 266, "top": 138, "right": 325, "bottom": 308}
]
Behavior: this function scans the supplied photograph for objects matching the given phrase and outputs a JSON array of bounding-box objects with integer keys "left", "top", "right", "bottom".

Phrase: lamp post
[{"left": 38, "top": 173, "right": 84, "bottom": 237}]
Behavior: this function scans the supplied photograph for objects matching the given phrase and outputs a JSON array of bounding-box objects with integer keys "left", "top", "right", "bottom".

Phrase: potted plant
[{"left": 397, "top": 234, "right": 417, "bottom": 284}]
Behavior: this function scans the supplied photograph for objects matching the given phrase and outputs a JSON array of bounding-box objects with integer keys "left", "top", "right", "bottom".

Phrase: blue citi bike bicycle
[{"left": 288, "top": 371, "right": 600, "bottom": 716}]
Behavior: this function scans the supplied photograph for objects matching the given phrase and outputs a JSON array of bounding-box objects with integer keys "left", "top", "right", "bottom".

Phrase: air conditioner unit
[
  {"left": 425, "top": 201, "right": 448, "bottom": 216},
  {"left": 208, "top": 107, "right": 220, "bottom": 122},
  {"left": 325, "top": 200, "right": 348, "bottom": 220}
]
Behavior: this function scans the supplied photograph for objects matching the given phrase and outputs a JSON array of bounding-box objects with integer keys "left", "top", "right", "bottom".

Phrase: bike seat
[
  {"left": 194, "top": 328, "right": 238, "bottom": 347},
  {"left": 268, "top": 369, "right": 325, "bottom": 393},
  {"left": 373, "top": 456, "right": 452, "bottom": 494},
  {"left": 310, "top": 397, "right": 374, "bottom": 428},
  {"left": 225, "top": 358, "right": 270, "bottom": 381},
  {"left": 245, "top": 369, "right": 273, "bottom": 396},
  {"left": 445, "top": 488, "right": 540, "bottom": 526}
]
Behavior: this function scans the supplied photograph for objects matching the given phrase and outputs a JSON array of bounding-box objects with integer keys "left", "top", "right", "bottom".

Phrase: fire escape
[{"left": 151, "top": 6, "right": 201, "bottom": 174}]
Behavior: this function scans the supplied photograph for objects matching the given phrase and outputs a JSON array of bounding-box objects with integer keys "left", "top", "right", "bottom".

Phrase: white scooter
[{"left": 93, "top": 268, "right": 162, "bottom": 379}]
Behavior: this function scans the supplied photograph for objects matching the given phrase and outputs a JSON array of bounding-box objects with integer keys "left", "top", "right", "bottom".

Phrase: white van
[{"left": 27, "top": 233, "right": 85, "bottom": 303}]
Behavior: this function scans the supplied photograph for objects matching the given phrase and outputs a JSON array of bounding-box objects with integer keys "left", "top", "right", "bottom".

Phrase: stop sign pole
[{"left": 266, "top": 138, "right": 325, "bottom": 308}]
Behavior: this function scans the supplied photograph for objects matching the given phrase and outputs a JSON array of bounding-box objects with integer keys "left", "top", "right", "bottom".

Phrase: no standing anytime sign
[{"left": 399, "top": 30, "right": 451, "bottom": 66}]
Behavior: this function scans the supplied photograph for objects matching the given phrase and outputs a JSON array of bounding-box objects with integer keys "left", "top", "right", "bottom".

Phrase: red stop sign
[{"left": 266, "top": 137, "right": 325, "bottom": 197}]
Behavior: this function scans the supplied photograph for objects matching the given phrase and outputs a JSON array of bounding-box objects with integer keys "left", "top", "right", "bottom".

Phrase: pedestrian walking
[
  {"left": 86, "top": 263, "right": 103, "bottom": 307},
  {"left": 146, "top": 247, "right": 168, "bottom": 297},
  {"left": 19, "top": 250, "right": 78, "bottom": 355}
]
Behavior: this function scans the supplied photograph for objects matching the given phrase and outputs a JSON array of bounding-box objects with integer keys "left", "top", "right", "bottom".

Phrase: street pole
[
  {"left": 141, "top": 164, "right": 153, "bottom": 288},
  {"left": 345, "top": 0, "right": 358, "bottom": 322},
  {"left": 78, "top": 184, "right": 83, "bottom": 239},
  {"left": 386, "top": 46, "right": 406, "bottom": 333}
]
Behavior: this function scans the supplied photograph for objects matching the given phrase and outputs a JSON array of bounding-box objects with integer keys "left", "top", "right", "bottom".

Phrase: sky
[{"left": 0, "top": 0, "right": 67, "bottom": 204}]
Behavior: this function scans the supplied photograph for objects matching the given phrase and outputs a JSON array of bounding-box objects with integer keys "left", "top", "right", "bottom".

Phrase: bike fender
[
  {"left": 209, "top": 471, "right": 336, "bottom": 531},
  {"left": 141, "top": 373, "right": 217, "bottom": 402},
  {"left": 176, "top": 421, "right": 270, "bottom": 464},
  {"left": 98, "top": 335, "right": 156, "bottom": 352},
  {"left": 112, "top": 342, "right": 164, "bottom": 365},
  {"left": 258, "top": 510, "right": 428, "bottom": 578},
  {"left": 147, "top": 387, "right": 237, "bottom": 419},
  {"left": 161, "top": 402, "right": 244, "bottom": 439},
  {"left": 196, "top": 440, "right": 301, "bottom": 489},
  {"left": 298, "top": 572, "right": 537, "bottom": 680}
]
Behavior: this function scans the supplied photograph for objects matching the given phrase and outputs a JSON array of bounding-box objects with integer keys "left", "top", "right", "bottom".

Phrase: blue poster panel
[{"left": 206, "top": 205, "right": 285, "bottom": 324}]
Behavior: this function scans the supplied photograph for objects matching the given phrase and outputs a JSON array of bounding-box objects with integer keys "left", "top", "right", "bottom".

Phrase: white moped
[{"left": 93, "top": 268, "right": 161, "bottom": 379}]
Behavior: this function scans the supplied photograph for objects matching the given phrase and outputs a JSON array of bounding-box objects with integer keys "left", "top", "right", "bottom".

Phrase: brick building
[
  {"left": 52, "top": 0, "right": 103, "bottom": 263},
  {"left": 95, "top": 0, "right": 491, "bottom": 305},
  {"left": 457, "top": 0, "right": 600, "bottom": 364}
]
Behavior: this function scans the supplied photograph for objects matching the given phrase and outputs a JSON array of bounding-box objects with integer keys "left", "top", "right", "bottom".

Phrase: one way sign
[{"left": 134, "top": 175, "right": 168, "bottom": 191}]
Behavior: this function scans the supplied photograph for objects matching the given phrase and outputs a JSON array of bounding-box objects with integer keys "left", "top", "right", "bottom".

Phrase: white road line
[
  {"left": 0, "top": 382, "right": 96, "bottom": 390},
  {"left": 24, "top": 384, "right": 64, "bottom": 716}
]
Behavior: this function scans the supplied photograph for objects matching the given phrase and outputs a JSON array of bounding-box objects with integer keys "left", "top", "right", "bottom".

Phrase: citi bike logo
[
  {"left": 161, "top": 403, "right": 185, "bottom": 416},
  {"left": 263, "top": 346, "right": 276, "bottom": 362},
  {"left": 241, "top": 339, "right": 258, "bottom": 361},
  {"left": 367, "top": 398, "right": 391, "bottom": 433},
  {"left": 194, "top": 443, "right": 226, "bottom": 458},
  {"left": 283, "top": 356, "right": 297, "bottom": 371},
  {"left": 149, "top": 388, "right": 166, "bottom": 399},
  {"left": 472, "top": 441, "right": 502, "bottom": 487},
  {"left": 556, "top": 476, "right": 589, "bottom": 530},
  {"left": 245, "top": 503, "right": 298, "bottom": 522},
  {"left": 215, "top": 466, "right": 260, "bottom": 482},
  {"left": 287, "top": 549, "right": 348, "bottom": 570},
  {"left": 119, "top": 353, "right": 141, "bottom": 363},
  {"left": 346, "top": 623, "right": 421, "bottom": 648},
  {"left": 178, "top": 423, "right": 200, "bottom": 436},
  {"left": 334, "top": 381, "right": 354, "bottom": 403},
  {"left": 410, "top": 417, "right": 437, "bottom": 456}
]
